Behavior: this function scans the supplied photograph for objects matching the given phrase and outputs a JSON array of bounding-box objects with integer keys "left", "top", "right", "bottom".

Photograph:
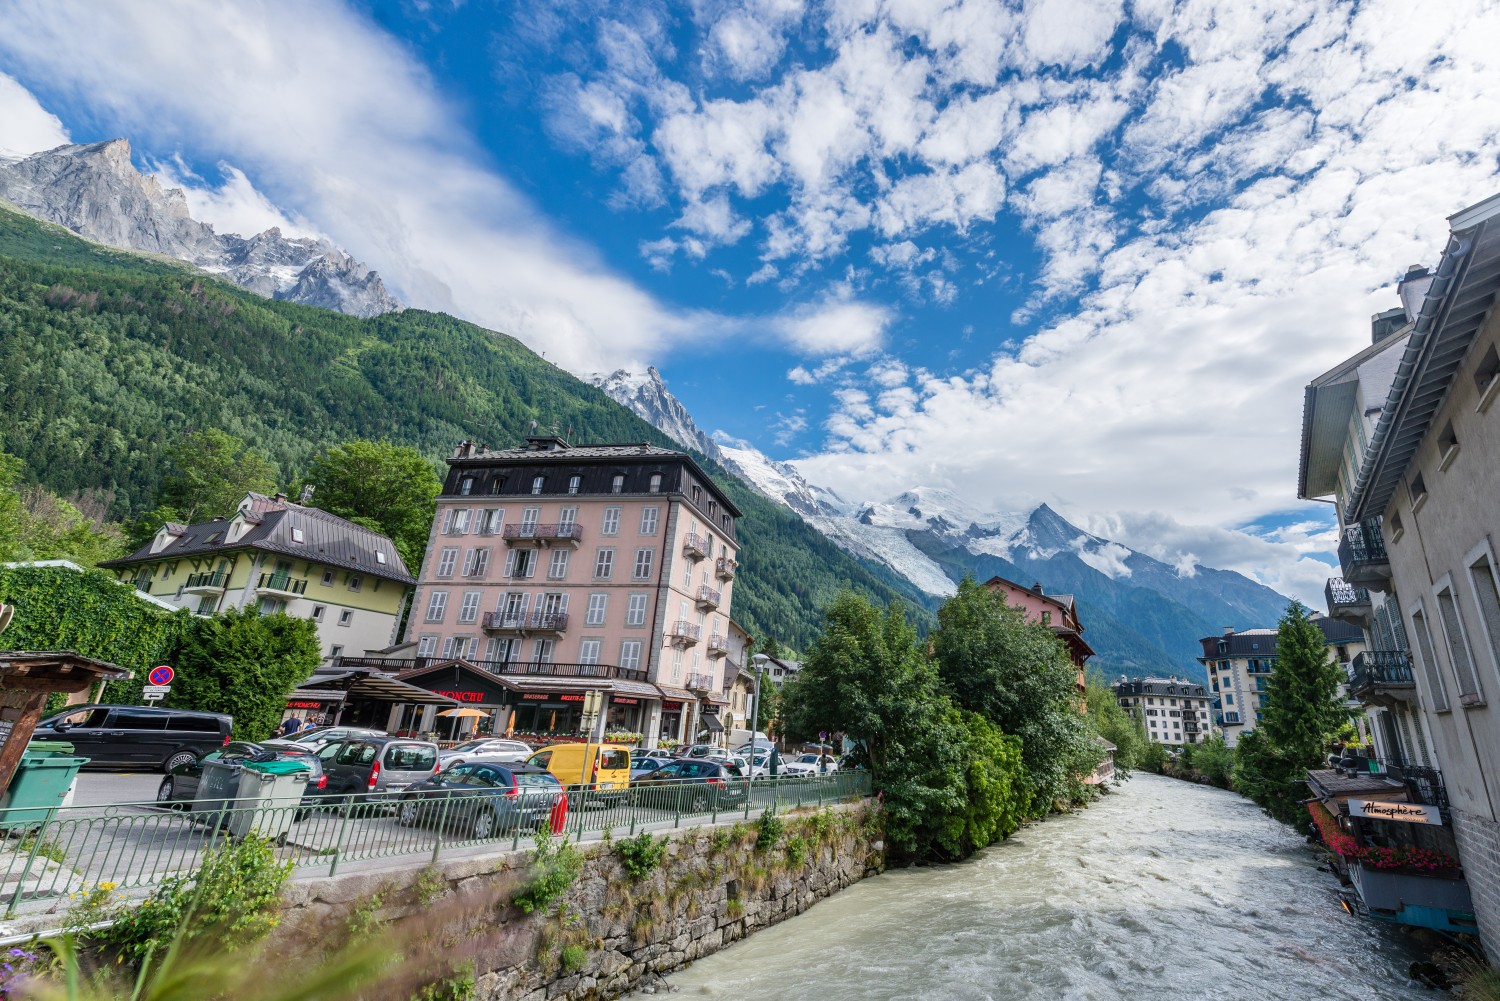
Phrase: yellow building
[{"left": 100, "top": 492, "right": 414, "bottom": 660}]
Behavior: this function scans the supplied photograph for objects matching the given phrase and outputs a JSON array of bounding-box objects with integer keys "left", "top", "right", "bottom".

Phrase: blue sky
[{"left": 2, "top": 0, "right": 1499, "bottom": 603}]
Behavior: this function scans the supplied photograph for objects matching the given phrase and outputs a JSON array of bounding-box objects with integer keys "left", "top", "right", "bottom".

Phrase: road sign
[
  {"left": 149, "top": 665, "right": 174, "bottom": 686},
  {"left": 142, "top": 684, "right": 171, "bottom": 702}
]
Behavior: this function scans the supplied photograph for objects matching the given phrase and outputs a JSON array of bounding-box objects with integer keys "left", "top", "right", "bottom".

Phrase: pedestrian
[{"left": 280, "top": 716, "right": 303, "bottom": 737}]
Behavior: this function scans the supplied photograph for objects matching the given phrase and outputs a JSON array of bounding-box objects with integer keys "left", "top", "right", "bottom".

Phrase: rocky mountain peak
[{"left": 0, "top": 139, "right": 401, "bottom": 319}]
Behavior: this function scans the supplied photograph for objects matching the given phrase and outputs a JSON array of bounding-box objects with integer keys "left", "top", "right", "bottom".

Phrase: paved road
[{"left": 70, "top": 771, "right": 164, "bottom": 807}]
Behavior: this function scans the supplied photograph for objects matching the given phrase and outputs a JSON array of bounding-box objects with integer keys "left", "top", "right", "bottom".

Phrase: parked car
[
  {"left": 734, "top": 740, "right": 776, "bottom": 756},
  {"left": 525, "top": 742, "right": 632, "bottom": 805},
  {"left": 633, "top": 759, "right": 747, "bottom": 810},
  {"left": 155, "top": 741, "right": 327, "bottom": 811},
  {"left": 263, "top": 725, "right": 386, "bottom": 752},
  {"left": 396, "top": 762, "right": 565, "bottom": 839},
  {"left": 783, "top": 753, "right": 839, "bottom": 776},
  {"left": 630, "top": 752, "right": 678, "bottom": 778},
  {"left": 313, "top": 736, "right": 440, "bottom": 800},
  {"left": 33, "top": 704, "right": 232, "bottom": 772},
  {"left": 437, "top": 738, "right": 534, "bottom": 771},
  {"left": 746, "top": 752, "right": 772, "bottom": 778}
]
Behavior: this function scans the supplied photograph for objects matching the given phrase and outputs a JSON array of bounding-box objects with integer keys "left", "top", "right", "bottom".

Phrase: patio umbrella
[{"left": 436, "top": 707, "right": 490, "bottom": 718}]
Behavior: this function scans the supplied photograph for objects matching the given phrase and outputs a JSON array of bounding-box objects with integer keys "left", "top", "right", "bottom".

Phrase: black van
[{"left": 34, "top": 704, "right": 233, "bottom": 772}]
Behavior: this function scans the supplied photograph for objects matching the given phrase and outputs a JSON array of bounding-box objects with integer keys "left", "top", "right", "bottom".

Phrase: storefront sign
[
  {"left": 1348, "top": 798, "right": 1442, "bottom": 825},
  {"left": 292, "top": 689, "right": 347, "bottom": 701},
  {"left": 285, "top": 700, "right": 327, "bottom": 710},
  {"left": 522, "top": 694, "right": 551, "bottom": 701},
  {"left": 662, "top": 701, "right": 683, "bottom": 710},
  {"left": 612, "top": 697, "right": 639, "bottom": 706},
  {"left": 434, "top": 690, "right": 486, "bottom": 703},
  {"left": 701, "top": 704, "right": 719, "bottom": 714},
  {"left": 559, "top": 694, "right": 585, "bottom": 702}
]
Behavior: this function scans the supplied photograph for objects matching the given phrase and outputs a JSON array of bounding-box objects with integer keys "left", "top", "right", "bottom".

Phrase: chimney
[
  {"left": 273, "top": 492, "right": 287, "bottom": 503},
  {"left": 1223, "top": 626, "right": 1235, "bottom": 636},
  {"left": 1032, "top": 582, "right": 1045, "bottom": 594}
]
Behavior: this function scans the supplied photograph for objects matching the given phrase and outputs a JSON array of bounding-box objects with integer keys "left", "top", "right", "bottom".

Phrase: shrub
[
  {"left": 559, "top": 944, "right": 587, "bottom": 974},
  {"left": 755, "top": 811, "right": 784, "bottom": 851},
  {"left": 614, "top": 832, "right": 667, "bottom": 880},
  {"left": 512, "top": 831, "right": 584, "bottom": 914},
  {"left": 783, "top": 835, "right": 810, "bottom": 868}
]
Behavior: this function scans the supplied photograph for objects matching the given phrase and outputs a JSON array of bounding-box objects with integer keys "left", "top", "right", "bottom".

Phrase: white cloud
[
  {"left": 0, "top": 70, "right": 68, "bottom": 156},
  {"left": 0, "top": 1, "right": 706, "bottom": 374},
  {"left": 148, "top": 157, "right": 320, "bottom": 240},
  {"left": 774, "top": 295, "right": 893, "bottom": 356},
  {"left": 1021, "top": 0, "right": 1123, "bottom": 70}
]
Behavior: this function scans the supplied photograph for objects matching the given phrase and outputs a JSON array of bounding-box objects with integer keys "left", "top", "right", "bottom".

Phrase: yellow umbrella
[{"left": 437, "top": 707, "right": 490, "bottom": 718}]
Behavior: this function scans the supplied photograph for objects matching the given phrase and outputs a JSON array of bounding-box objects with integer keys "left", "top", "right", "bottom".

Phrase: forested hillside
[{"left": 0, "top": 203, "right": 934, "bottom": 648}]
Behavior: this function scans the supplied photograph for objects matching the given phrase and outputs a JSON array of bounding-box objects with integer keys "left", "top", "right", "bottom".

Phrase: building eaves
[{"left": 1348, "top": 193, "right": 1500, "bottom": 522}]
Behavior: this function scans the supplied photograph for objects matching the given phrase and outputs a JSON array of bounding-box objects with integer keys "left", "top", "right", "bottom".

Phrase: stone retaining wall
[{"left": 277, "top": 801, "right": 883, "bottom": 1000}]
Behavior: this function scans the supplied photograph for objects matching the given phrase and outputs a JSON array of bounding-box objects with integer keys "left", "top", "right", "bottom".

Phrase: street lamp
[{"left": 748, "top": 654, "right": 767, "bottom": 782}]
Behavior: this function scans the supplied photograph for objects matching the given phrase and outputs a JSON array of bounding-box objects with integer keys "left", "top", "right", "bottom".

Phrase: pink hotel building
[{"left": 401, "top": 436, "right": 742, "bottom": 746}]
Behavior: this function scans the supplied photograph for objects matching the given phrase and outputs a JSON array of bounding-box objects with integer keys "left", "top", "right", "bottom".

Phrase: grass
[{"left": 18, "top": 835, "right": 68, "bottom": 864}]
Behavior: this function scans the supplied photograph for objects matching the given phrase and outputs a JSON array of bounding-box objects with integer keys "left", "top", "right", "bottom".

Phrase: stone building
[{"left": 1113, "top": 677, "right": 1212, "bottom": 746}]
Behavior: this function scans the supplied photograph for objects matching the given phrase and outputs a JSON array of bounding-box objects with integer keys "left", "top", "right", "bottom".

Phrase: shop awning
[
  {"left": 298, "top": 671, "right": 458, "bottom": 706},
  {"left": 699, "top": 713, "right": 724, "bottom": 733},
  {"left": 656, "top": 685, "right": 696, "bottom": 702}
]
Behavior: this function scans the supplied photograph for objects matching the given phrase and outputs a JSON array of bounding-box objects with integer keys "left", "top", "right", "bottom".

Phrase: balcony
[
  {"left": 1349, "top": 650, "right": 1417, "bottom": 703},
  {"left": 1337, "top": 519, "right": 1391, "bottom": 589},
  {"left": 695, "top": 585, "right": 721, "bottom": 611},
  {"left": 1386, "top": 762, "right": 1449, "bottom": 810},
  {"left": 1325, "top": 576, "right": 1373, "bottom": 624},
  {"left": 715, "top": 557, "right": 737, "bottom": 580},
  {"left": 707, "top": 633, "right": 729, "bottom": 658},
  {"left": 667, "top": 620, "right": 701, "bottom": 647},
  {"left": 502, "top": 523, "right": 583, "bottom": 548},
  {"left": 183, "top": 570, "right": 229, "bottom": 593},
  {"left": 1247, "top": 663, "right": 1274, "bottom": 675},
  {"left": 685, "top": 671, "right": 715, "bottom": 692},
  {"left": 256, "top": 572, "right": 308, "bottom": 597},
  {"left": 481, "top": 610, "right": 568, "bottom": 635},
  {"left": 682, "top": 532, "right": 708, "bottom": 560}
]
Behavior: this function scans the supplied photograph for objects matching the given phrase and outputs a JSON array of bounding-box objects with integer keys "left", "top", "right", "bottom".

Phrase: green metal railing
[{"left": 0, "top": 771, "right": 871, "bottom": 917}]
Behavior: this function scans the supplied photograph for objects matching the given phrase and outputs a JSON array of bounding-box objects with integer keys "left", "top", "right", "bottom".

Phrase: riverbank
[{"left": 646, "top": 774, "right": 1434, "bottom": 1000}]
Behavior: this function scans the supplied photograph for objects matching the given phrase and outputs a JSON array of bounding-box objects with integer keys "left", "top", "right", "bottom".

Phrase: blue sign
[{"left": 149, "top": 665, "right": 174, "bottom": 686}]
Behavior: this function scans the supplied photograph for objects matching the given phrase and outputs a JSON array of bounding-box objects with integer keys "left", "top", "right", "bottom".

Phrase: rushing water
[{"left": 649, "top": 774, "right": 1434, "bottom": 1001}]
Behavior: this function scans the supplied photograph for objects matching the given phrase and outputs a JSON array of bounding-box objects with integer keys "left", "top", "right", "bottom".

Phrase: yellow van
[{"left": 526, "top": 742, "right": 632, "bottom": 805}]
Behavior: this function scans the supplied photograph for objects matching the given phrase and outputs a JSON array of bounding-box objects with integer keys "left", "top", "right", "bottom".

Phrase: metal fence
[{"left": 0, "top": 771, "right": 871, "bottom": 918}]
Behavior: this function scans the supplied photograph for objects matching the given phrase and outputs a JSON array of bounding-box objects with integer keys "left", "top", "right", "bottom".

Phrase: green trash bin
[
  {"left": 0, "top": 748, "right": 90, "bottom": 828},
  {"left": 227, "top": 759, "right": 311, "bottom": 841}
]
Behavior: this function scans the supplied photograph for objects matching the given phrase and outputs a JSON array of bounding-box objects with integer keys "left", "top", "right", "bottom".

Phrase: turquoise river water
[{"left": 645, "top": 773, "right": 1436, "bottom": 1000}]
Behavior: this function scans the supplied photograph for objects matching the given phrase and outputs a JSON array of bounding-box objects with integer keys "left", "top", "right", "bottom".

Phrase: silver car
[
  {"left": 438, "top": 738, "right": 534, "bottom": 770},
  {"left": 264, "top": 725, "right": 387, "bottom": 752}
]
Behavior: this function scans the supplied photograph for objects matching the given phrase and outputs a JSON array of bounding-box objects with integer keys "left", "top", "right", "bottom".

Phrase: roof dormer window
[
  {"left": 376, "top": 551, "right": 387, "bottom": 565},
  {"left": 291, "top": 528, "right": 305, "bottom": 544}
]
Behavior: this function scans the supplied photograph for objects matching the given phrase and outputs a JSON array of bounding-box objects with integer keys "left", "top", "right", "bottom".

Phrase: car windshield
[
  {"left": 515, "top": 772, "right": 559, "bottom": 788},
  {"left": 288, "top": 727, "right": 336, "bottom": 743},
  {"left": 384, "top": 744, "right": 437, "bottom": 771},
  {"left": 449, "top": 740, "right": 488, "bottom": 753}
]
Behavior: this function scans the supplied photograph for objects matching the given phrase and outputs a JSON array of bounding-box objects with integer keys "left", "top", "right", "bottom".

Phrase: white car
[
  {"left": 783, "top": 753, "right": 839, "bottom": 776},
  {"left": 437, "top": 738, "right": 534, "bottom": 770},
  {"left": 263, "top": 725, "right": 386, "bottom": 751}
]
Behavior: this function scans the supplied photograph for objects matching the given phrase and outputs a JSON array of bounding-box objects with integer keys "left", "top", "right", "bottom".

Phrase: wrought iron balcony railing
[
  {"left": 256, "top": 573, "right": 308, "bottom": 595},
  {"left": 1325, "top": 576, "right": 1372, "bottom": 619},
  {"left": 682, "top": 533, "right": 708, "bottom": 559},
  {"left": 185, "top": 570, "right": 228, "bottom": 590},
  {"left": 1348, "top": 650, "right": 1416, "bottom": 698},
  {"left": 502, "top": 523, "right": 583, "bottom": 546},
  {"left": 715, "top": 557, "right": 737, "bottom": 580},
  {"left": 1337, "top": 519, "right": 1391, "bottom": 588}
]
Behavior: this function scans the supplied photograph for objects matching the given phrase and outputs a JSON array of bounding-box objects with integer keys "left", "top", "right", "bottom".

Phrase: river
[{"left": 648, "top": 773, "right": 1434, "bottom": 1000}]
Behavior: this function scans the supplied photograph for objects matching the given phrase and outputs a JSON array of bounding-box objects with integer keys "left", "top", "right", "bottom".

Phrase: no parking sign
[{"left": 148, "top": 665, "right": 174, "bottom": 686}]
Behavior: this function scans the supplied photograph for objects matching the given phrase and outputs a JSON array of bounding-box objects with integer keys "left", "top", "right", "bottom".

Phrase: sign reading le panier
[{"left": 1348, "top": 798, "right": 1442, "bottom": 825}]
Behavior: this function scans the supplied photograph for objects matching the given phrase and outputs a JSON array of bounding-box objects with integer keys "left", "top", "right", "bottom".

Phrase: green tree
[
  {"left": 1084, "top": 678, "right": 1148, "bottom": 777},
  {"left": 1233, "top": 602, "right": 1348, "bottom": 831},
  {"left": 166, "top": 607, "right": 321, "bottom": 741},
  {"left": 1191, "top": 736, "right": 1235, "bottom": 788},
  {"left": 931, "top": 578, "right": 1101, "bottom": 812},
  {"left": 303, "top": 440, "right": 440, "bottom": 573},
  {"left": 130, "top": 430, "right": 278, "bottom": 545},
  {"left": 0, "top": 449, "right": 123, "bottom": 566},
  {"left": 754, "top": 669, "right": 778, "bottom": 732}
]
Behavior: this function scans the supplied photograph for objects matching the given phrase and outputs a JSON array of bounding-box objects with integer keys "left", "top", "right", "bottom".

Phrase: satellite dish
[{"left": 0, "top": 603, "right": 12, "bottom": 636}]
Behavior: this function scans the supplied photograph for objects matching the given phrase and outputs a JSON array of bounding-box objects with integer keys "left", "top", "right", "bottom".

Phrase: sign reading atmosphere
[{"left": 1348, "top": 798, "right": 1442, "bottom": 825}]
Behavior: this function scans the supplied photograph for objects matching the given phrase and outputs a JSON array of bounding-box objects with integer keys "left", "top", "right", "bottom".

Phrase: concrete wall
[{"left": 277, "top": 802, "right": 883, "bottom": 1000}]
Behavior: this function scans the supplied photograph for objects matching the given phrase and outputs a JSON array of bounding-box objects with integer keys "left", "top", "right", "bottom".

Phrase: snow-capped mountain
[
  {"left": 595, "top": 366, "right": 1293, "bottom": 678},
  {"left": 0, "top": 139, "right": 401, "bottom": 318}
]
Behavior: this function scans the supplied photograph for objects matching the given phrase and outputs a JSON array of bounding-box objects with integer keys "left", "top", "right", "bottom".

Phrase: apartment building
[
  {"left": 99, "top": 492, "right": 413, "bottom": 660},
  {"left": 985, "top": 575, "right": 1094, "bottom": 694},
  {"left": 1113, "top": 677, "right": 1212, "bottom": 746},
  {"left": 1199, "top": 618, "right": 1366, "bottom": 748},
  {"left": 401, "top": 436, "right": 741, "bottom": 748},
  {"left": 1297, "top": 192, "right": 1500, "bottom": 950}
]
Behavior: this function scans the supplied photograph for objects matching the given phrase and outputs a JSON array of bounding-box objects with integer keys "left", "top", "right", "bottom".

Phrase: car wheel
[
  {"left": 472, "top": 809, "right": 496, "bottom": 840},
  {"left": 448, "top": 759, "right": 464, "bottom": 769},
  {"left": 690, "top": 790, "right": 709, "bottom": 812},
  {"left": 164, "top": 751, "right": 196, "bottom": 773},
  {"left": 156, "top": 777, "right": 176, "bottom": 806},
  {"left": 398, "top": 801, "right": 420, "bottom": 827}
]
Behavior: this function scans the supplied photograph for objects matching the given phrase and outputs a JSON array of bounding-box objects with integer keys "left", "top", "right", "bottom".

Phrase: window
[
  {"left": 579, "top": 639, "right": 602, "bottom": 665},
  {"left": 602, "top": 507, "right": 621, "bottom": 536},
  {"left": 1224, "top": 693, "right": 1234, "bottom": 705},
  {"left": 441, "top": 635, "right": 457, "bottom": 659},
  {"left": 633, "top": 548, "right": 654, "bottom": 579},
  {"left": 436, "top": 547, "right": 459, "bottom": 577},
  {"left": 1410, "top": 473, "right": 1429, "bottom": 512},
  {"left": 558, "top": 507, "right": 578, "bottom": 530},
  {"left": 1411, "top": 607, "right": 1450, "bottom": 711},
  {"left": 1468, "top": 550, "right": 1500, "bottom": 677},
  {"left": 532, "top": 638, "right": 555, "bottom": 663},
  {"left": 330, "top": 644, "right": 344, "bottom": 658},
  {"left": 322, "top": 570, "right": 335, "bottom": 586},
  {"left": 594, "top": 548, "right": 615, "bottom": 579},
  {"left": 479, "top": 508, "right": 504, "bottom": 535},
  {"left": 196, "top": 595, "right": 216, "bottom": 616},
  {"left": 1436, "top": 584, "right": 1483, "bottom": 704},
  {"left": 417, "top": 634, "right": 438, "bottom": 657},
  {"left": 443, "top": 508, "right": 470, "bottom": 535},
  {"left": 692, "top": 486, "right": 701, "bottom": 503},
  {"left": 1438, "top": 420, "right": 1460, "bottom": 470},
  {"left": 458, "top": 591, "right": 482, "bottom": 624},
  {"left": 460, "top": 476, "right": 474, "bottom": 495},
  {"left": 672, "top": 648, "right": 683, "bottom": 681},
  {"left": 568, "top": 475, "right": 581, "bottom": 495},
  {"left": 640, "top": 506, "right": 659, "bottom": 535},
  {"left": 620, "top": 640, "right": 642, "bottom": 671},
  {"left": 1474, "top": 343, "right": 1500, "bottom": 411},
  {"left": 611, "top": 474, "right": 625, "bottom": 494},
  {"left": 1041, "top": 611, "right": 1051, "bottom": 626},
  {"left": 586, "top": 593, "right": 608, "bottom": 626},
  {"left": 258, "top": 597, "right": 284, "bottom": 614},
  {"left": 312, "top": 604, "right": 326, "bottom": 622},
  {"left": 490, "top": 476, "right": 505, "bottom": 495},
  {"left": 649, "top": 473, "right": 662, "bottom": 493},
  {"left": 376, "top": 551, "right": 387, "bottom": 565},
  {"left": 347, "top": 575, "right": 362, "bottom": 592},
  {"left": 425, "top": 591, "right": 449, "bottom": 623},
  {"left": 531, "top": 476, "right": 545, "bottom": 495},
  {"left": 338, "top": 609, "right": 353, "bottom": 627},
  {"left": 291, "top": 527, "right": 305, "bottom": 544},
  {"left": 506, "top": 549, "right": 536, "bottom": 578},
  {"left": 520, "top": 507, "right": 540, "bottom": 532},
  {"left": 626, "top": 593, "right": 648, "bottom": 626},
  {"left": 462, "top": 548, "right": 490, "bottom": 577},
  {"left": 548, "top": 549, "right": 571, "bottom": 579}
]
